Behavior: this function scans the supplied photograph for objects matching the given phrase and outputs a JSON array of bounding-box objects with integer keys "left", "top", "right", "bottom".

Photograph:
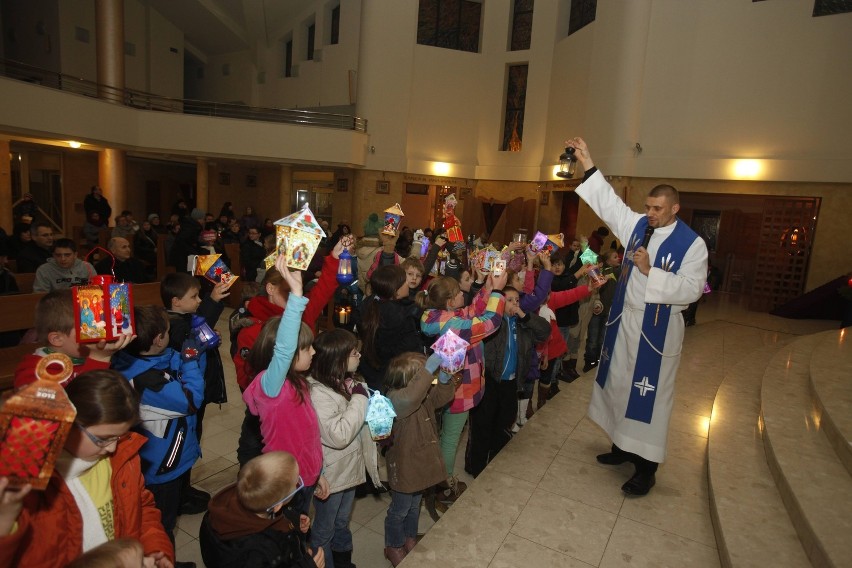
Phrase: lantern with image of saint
[
  {"left": 382, "top": 203, "right": 405, "bottom": 236},
  {"left": 365, "top": 389, "right": 396, "bottom": 441},
  {"left": 0, "top": 354, "right": 77, "bottom": 490},
  {"left": 73, "top": 275, "right": 135, "bottom": 343},
  {"left": 273, "top": 204, "right": 326, "bottom": 271}
]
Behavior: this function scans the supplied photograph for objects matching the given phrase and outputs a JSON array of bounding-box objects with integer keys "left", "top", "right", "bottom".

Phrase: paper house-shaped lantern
[
  {"left": 547, "top": 233, "right": 565, "bottom": 250},
  {"left": 580, "top": 246, "right": 607, "bottom": 286},
  {"left": 73, "top": 276, "right": 135, "bottom": 343},
  {"left": 528, "top": 231, "right": 565, "bottom": 255},
  {"left": 365, "top": 390, "right": 397, "bottom": 441},
  {"left": 475, "top": 246, "right": 501, "bottom": 273},
  {"left": 431, "top": 329, "right": 470, "bottom": 374},
  {"left": 382, "top": 203, "right": 405, "bottom": 236},
  {"left": 0, "top": 354, "right": 77, "bottom": 489},
  {"left": 194, "top": 254, "right": 239, "bottom": 289},
  {"left": 273, "top": 204, "right": 326, "bottom": 271}
]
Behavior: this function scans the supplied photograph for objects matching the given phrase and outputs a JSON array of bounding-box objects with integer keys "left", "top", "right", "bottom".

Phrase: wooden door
[{"left": 749, "top": 197, "right": 820, "bottom": 312}]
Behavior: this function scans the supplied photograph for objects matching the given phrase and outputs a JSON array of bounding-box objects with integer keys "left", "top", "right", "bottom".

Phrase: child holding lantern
[
  {"left": 307, "top": 328, "right": 381, "bottom": 567},
  {"left": 382, "top": 352, "right": 459, "bottom": 566},
  {"left": 417, "top": 271, "right": 507, "bottom": 503}
]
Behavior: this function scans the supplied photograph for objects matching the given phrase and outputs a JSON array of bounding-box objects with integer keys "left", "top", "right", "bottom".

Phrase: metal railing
[{"left": 0, "top": 58, "right": 367, "bottom": 132}]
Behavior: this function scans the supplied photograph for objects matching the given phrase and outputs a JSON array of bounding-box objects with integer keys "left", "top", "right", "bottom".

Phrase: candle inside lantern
[{"left": 338, "top": 307, "right": 350, "bottom": 325}]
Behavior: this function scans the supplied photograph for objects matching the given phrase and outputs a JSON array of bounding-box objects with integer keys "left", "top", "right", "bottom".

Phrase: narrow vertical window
[
  {"left": 285, "top": 39, "right": 293, "bottom": 77},
  {"left": 330, "top": 5, "right": 341, "bottom": 45},
  {"left": 510, "top": 0, "right": 533, "bottom": 51},
  {"left": 502, "top": 64, "right": 528, "bottom": 152},
  {"left": 568, "top": 0, "right": 597, "bottom": 36},
  {"left": 307, "top": 23, "right": 316, "bottom": 60}
]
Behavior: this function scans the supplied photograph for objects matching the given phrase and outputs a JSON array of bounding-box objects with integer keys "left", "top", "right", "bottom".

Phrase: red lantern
[
  {"left": 0, "top": 354, "right": 77, "bottom": 489},
  {"left": 73, "top": 275, "right": 135, "bottom": 343}
]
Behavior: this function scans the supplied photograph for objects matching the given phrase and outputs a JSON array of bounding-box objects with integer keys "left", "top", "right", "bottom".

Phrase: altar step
[{"left": 709, "top": 330, "right": 852, "bottom": 568}]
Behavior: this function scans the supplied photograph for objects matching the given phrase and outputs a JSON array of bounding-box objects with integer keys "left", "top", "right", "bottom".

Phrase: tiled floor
[{"left": 174, "top": 293, "right": 838, "bottom": 567}]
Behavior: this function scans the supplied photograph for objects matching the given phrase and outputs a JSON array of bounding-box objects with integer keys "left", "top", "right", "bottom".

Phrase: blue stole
[{"left": 595, "top": 217, "right": 698, "bottom": 424}]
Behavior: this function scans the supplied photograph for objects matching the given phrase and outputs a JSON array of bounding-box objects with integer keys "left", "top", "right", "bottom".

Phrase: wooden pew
[
  {"left": 12, "top": 272, "right": 36, "bottom": 294},
  {"left": 0, "top": 282, "right": 162, "bottom": 392}
]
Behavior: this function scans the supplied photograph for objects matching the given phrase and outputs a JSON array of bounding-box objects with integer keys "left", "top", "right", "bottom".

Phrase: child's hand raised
[
  {"left": 89, "top": 333, "right": 137, "bottom": 362},
  {"left": 332, "top": 235, "right": 355, "bottom": 259},
  {"left": 210, "top": 280, "right": 231, "bottom": 302},
  {"left": 489, "top": 270, "right": 508, "bottom": 291},
  {"left": 275, "top": 254, "right": 303, "bottom": 297},
  {"left": 299, "top": 513, "right": 311, "bottom": 534}
]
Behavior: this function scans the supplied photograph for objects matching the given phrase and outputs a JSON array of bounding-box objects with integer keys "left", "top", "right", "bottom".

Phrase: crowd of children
[{"left": 0, "top": 209, "right": 620, "bottom": 568}]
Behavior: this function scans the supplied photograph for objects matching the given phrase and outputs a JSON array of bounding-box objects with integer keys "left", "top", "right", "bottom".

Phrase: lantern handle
[{"left": 85, "top": 246, "right": 116, "bottom": 279}]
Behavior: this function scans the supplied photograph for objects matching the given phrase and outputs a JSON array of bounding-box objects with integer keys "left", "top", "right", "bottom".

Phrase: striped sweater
[{"left": 420, "top": 287, "right": 505, "bottom": 413}]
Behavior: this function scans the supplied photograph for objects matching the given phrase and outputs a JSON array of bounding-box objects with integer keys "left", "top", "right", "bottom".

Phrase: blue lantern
[{"left": 337, "top": 248, "right": 355, "bottom": 285}]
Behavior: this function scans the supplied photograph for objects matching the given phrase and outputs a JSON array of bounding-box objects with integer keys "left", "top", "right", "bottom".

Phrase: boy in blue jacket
[{"left": 111, "top": 304, "right": 204, "bottom": 548}]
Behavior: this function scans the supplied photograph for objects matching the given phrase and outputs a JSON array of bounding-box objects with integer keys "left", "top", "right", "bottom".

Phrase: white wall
[
  {"left": 124, "top": 0, "right": 148, "bottom": 91},
  {"left": 545, "top": 0, "right": 852, "bottom": 183},
  {"left": 56, "top": 0, "right": 95, "bottom": 80},
  {"left": 191, "top": 0, "right": 361, "bottom": 111},
  {"left": 147, "top": 7, "right": 183, "bottom": 99}
]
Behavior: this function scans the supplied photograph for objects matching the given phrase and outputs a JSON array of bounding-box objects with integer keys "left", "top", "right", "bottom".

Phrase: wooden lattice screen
[{"left": 749, "top": 197, "right": 820, "bottom": 312}]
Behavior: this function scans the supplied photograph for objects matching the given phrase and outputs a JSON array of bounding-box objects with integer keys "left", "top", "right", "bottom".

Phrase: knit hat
[
  {"left": 190, "top": 208, "right": 205, "bottom": 220},
  {"left": 148, "top": 213, "right": 160, "bottom": 222},
  {"left": 363, "top": 212, "right": 383, "bottom": 237}
]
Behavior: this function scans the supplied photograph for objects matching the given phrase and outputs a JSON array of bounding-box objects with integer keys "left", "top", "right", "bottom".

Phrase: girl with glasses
[
  {"left": 307, "top": 329, "right": 381, "bottom": 568},
  {"left": 0, "top": 369, "right": 175, "bottom": 567}
]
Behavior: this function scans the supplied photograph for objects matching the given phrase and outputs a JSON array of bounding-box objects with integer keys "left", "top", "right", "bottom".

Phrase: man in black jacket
[
  {"left": 95, "top": 237, "right": 151, "bottom": 283},
  {"left": 16, "top": 222, "right": 54, "bottom": 272}
]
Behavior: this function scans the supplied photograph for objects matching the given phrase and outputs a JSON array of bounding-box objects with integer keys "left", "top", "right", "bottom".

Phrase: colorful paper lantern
[
  {"left": 382, "top": 203, "right": 405, "bottom": 236},
  {"left": 193, "top": 254, "right": 239, "bottom": 289},
  {"left": 431, "top": 329, "right": 470, "bottom": 374},
  {"left": 273, "top": 204, "right": 326, "bottom": 271},
  {"left": 365, "top": 389, "right": 396, "bottom": 441},
  {"left": 0, "top": 354, "right": 77, "bottom": 490},
  {"left": 73, "top": 276, "right": 135, "bottom": 343}
]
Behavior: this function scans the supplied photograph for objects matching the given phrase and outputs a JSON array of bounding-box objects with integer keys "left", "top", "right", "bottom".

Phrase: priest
[{"left": 566, "top": 136, "right": 707, "bottom": 496}]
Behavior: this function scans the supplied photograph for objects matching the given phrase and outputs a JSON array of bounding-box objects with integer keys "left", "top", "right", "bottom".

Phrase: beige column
[
  {"left": 99, "top": 149, "right": 126, "bottom": 220},
  {"left": 0, "top": 140, "right": 11, "bottom": 231},
  {"left": 196, "top": 158, "right": 209, "bottom": 214},
  {"left": 279, "top": 165, "right": 292, "bottom": 218},
  {"left": 95, "top": 0, "right": 125, "bottom": 103}
]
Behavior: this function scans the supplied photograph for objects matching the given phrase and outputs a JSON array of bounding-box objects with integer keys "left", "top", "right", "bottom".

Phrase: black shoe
[
  {"left": 180, "top": 487, "right": 210, "bottom": 515},
  {"left": 560, "top": 368, "right": 580, "bottom": 383},
  {"left": 582, "top": 360, "right": 598, "bottom": 373},
  {"left": 622, "top": 472, "right": 656, "bottom": 496},
  {"left": 596, "top": 451, "right": 633, "bottom": 465},
  {"left": 547, "top": 382, "right": 560, "bottom": 399}
]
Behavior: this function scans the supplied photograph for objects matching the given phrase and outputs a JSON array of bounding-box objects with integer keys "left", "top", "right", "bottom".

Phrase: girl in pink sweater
[{"left": 242, "top": 255, "right": 330, "bottom": 509}]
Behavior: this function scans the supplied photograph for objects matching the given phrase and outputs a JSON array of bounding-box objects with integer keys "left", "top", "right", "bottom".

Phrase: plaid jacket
[{"left": 420, "top": 287, "right": 505, "bottom": 413}]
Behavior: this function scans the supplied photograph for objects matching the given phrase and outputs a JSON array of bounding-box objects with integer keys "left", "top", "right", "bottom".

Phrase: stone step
[
  {"left": 808, "top": 329, "right": 852, "bottom": 476},
  {"left": 708, "top": 343, "right": 810, "bottom": 568},
  {"left": 761, "top": 331, "right": 852, "bottom": 568}
]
